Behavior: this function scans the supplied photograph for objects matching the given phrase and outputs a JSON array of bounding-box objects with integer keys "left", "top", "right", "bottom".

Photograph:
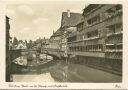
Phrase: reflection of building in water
[
  {"left": 12, "top": 40, "right": 28, "bottom": 66},
  {"left": 67, "top": 4, "right": 122, "bottom": 75},
  {"left": 13, "top": 56, "right": 27, "bottom": 66}
]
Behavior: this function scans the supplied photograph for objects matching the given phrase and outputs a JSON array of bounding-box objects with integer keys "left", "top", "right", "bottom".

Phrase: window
[
  {"left": 87, "top": 30, "right": 98, "bottom": 38},
  {"left": 87, "top": 14, "right": 100, "bottom": 26},
  {"left": 106, "top": 45, "right": 115, "bottom": 50},
  {"left": 87, "top": 19, "right": 91, "bottom": 25},
  {"left": 107, "top": 25, "right": 116, "bottom": 35},
  {"left": 117, "top": 44, "right": 122, "bottom": 49}
]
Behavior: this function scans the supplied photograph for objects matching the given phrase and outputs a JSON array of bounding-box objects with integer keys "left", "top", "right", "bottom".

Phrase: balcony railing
[
  {"left": 105, "top": 49, "right": 122, "bottom": 52},
  {"left": 83, "top": 36, "right": 100, "bottom": 41},
  {"left": 105, "top": 9, "right": 122, "bottom": 20},
  {"left": 107, "top": 30, "right": 122, "bottom": 37},
  {"left": 106, "top": 38, "right": 122, "bottom": 44}
]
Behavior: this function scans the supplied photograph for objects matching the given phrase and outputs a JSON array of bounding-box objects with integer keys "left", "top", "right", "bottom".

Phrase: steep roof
[
  {"left": 61, "top": 12, "right": 83, "bottom": 28},
  {"left": 51, "top": 12, "right": 83, "bottom": 38},
  {"left": 51, "top": 28, "right": 62, "bottom": 37},
  {"left": 82, "top": 4, "right": 102, "bottom": 16}
]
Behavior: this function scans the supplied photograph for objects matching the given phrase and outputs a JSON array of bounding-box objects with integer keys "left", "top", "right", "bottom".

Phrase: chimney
[{"left": 67, "top": 9, "right": 70, "bottom": 18}]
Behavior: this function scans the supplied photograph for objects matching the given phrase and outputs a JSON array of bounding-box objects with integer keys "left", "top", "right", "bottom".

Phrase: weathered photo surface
[{"left": 6, "top": 2, "right": 123, "bottom": 82}]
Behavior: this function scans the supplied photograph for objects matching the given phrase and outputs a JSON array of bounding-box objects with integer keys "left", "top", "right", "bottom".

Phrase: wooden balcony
[
  {"left": 107, "top": 30, "right": 122, "bottom": 37},
  {"left": 105, "top": 49, "right": 122, "bottom": 52},
  {"left": 106, "top": 13, "right": 122, "bottom": 27},
  {"left": 83, "top": 36, "right": 100, "bottom": 41},
  {"left": 68, "top": 51, "right": 105, "bottom": 58}
]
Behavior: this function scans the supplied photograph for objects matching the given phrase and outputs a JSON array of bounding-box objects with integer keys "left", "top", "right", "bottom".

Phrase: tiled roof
[
  {"left": 51, "top": 12, "right": 83, "bottom": 38},
  {"left": 83, "top": 4, "right": 102, "bottom": 16},
  {"left": 61, "top": 12, "right": 83, "bottom": 28},
  {"left": 51, "top": 28, "right": 62, "bottom": 37}
]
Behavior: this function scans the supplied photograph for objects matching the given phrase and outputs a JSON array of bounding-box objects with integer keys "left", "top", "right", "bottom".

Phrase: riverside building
[{"left": 67, "top": 4, "right": 122, "bottom": 75}]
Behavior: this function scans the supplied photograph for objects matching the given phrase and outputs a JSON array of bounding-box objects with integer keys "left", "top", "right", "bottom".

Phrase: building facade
[
  {"left": 46, "top": 28, "right": 62, "bottom": 58},
  {"left": 59, "top": 10, "right": 83, "bottom": 57},
  {"left": 48, "top": 29, "right": 62, "bottom": 50},
  {"left": 47, "top": 10, "right": 82, "bottom": 58},
  {"left": 67, "top": 4, "right": 122, "bottom": 75}
]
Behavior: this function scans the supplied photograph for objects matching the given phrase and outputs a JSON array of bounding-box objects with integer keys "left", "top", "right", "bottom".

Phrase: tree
[
  {"left": 25, "top": 40, "right": 27, "bottom": 44},
  {"left": 28, "top": 40, "right": 33, "bottom": 49},
  {"left": 19, "top": 40, "right": 23, "bottom": 43},
  {"left": 25, "top": 40, "right": 28, "bottom": 48},
  {"left": 29, "top": 40, "right": 32, "bottom": 44},
  {"left": 12, "top": 37, "right": 18, "bottom": 46}
]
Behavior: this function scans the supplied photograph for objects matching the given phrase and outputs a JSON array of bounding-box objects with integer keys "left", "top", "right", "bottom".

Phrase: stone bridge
[
  {"left": 9, "top": 49, "right": 28, "bottom": 61},
  {"left": 10, "top": 48, "right": 62, "bottom": 61}
]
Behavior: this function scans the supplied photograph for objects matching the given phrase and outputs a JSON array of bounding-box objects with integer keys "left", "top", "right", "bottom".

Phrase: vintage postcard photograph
[
  {"left": 5, "top": 2, "right": 123, "bottom": 83},
  {"left": 0, "top": 0, "right": 128, "bottom": 89}
]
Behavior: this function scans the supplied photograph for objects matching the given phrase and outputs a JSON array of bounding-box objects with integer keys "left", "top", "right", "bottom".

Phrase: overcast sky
[{"left": 6, "top": 1, "right": 86, "bottom": 41}]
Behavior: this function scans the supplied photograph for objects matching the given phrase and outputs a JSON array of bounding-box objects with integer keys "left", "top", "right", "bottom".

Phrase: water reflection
[
  {"left": 12, "top": 57, "right": 68, "bottom": 82},
  {"left": 12, "top": 73, "right": 55, "bottom": 82},
  {"left": 12, "top": 55, "right": 121, "bottom": 82}
]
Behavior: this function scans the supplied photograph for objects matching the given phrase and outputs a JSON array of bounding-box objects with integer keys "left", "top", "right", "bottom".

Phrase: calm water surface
[{"left": 12, "top": 54, "right": 121, "bottom": 82}]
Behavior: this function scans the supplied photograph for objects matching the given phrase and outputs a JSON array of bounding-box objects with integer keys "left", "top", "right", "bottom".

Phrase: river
[{"left": 12, "top": 56, "right": 121, "bottom": 82}]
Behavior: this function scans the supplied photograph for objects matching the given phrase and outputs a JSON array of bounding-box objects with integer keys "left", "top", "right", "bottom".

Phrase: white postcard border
[{"left": 0, "top": 0, "right": 128, "bottom": 89}]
